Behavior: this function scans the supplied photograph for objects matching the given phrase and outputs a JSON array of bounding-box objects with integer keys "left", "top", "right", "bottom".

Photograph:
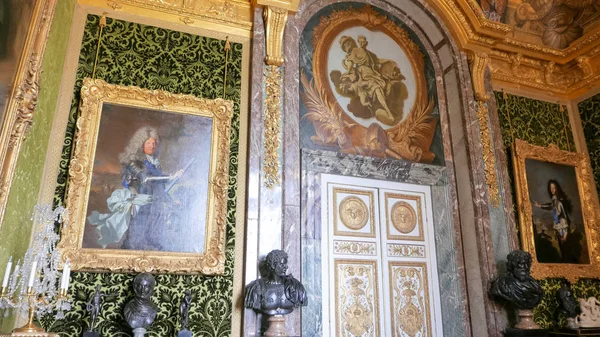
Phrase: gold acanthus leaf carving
[
  {"left": 468, "top": 52, "right": 501, "bottom": 207},
  {"left": 263, "top": 65, "right": 282, "bottom": 188},
  {"left": 263, "top": 6, "right": 287, "bottom": 66}
]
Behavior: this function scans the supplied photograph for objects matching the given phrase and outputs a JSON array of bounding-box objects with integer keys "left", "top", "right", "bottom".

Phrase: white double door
[{"left": 321, "top": 174, "right": 443, "bottom": 337}]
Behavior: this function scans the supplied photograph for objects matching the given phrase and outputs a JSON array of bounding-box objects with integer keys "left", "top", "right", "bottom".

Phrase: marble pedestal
[{"left": 264, "top": 315, "right": 286, "bottom": 337}]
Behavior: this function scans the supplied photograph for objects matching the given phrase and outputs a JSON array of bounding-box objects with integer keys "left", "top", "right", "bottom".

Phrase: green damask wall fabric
[
  {"left": 577, "top": 93, "right": 600, "bottom": 197},
  {"left": 495, "top": 91, "right": 600, "bottom": 329},
  {"left": 43, "top": 15, "right": 242, "bottom": 337}
]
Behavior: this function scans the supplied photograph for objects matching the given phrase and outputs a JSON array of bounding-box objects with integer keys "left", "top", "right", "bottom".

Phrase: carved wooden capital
[
  {"left": 263, "top": 6, "right": 288, "bottom": 66},
  {"left": 468, "top": 51, "right": 491, "bottom": 103}
]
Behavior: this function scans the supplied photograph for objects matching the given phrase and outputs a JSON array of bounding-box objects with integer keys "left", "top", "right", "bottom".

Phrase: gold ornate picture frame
[
  {"left": 58, "top": 78, "right": 233, "bottom": 275},
  {"left": 0, "top": 0, "right": 57, "bottom": 228},
  {"left": 512, "top": 139, "right": 599, "bottom": 282}
]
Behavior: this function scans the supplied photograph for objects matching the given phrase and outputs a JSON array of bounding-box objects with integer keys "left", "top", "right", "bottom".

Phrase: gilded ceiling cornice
[
  {"left": 425, "top": 0, "right": 600, "bottom": 98},
  {"left": 79, "top": 0, "right": 254, "bottom": 37}
]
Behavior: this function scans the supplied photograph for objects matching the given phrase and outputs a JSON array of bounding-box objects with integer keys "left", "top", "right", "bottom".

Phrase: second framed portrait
[
  {"left": 58, "top": 78, "right": 233, "bottom": 275},
  {"left": 512, "top": 139, "right": 599, "bottom": 282}
]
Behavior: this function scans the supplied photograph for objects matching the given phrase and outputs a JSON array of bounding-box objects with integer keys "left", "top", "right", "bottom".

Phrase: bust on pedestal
[
  {"left": 244, "top": 250, "right": 308, "bottom": 337},
  {"left": 491, "top": 250, "right": 546, "bottom": 337},
  {"left": 124, "top": 273, "right": 158, "bottom": 337},
  {"left": 557, "top": 286, "right": 580, "bottom": 329}
]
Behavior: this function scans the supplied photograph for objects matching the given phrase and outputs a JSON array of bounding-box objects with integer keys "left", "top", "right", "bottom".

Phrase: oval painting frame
[{"left": 303, "top": 5, "right": 438, "bottom": 163}]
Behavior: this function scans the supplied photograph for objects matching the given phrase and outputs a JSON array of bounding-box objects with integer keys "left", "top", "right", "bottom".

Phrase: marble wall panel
[{"left": 245, "top": 0, "right": 510, "bottom": 335}]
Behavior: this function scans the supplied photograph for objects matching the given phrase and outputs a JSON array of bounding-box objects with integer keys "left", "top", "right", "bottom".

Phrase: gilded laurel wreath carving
[{"left": 58, "top": 78, "right": 233, "bottom": 275}]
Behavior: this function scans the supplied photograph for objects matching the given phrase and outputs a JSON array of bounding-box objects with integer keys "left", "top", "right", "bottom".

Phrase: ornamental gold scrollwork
[
  {"left": 96, "top": 0, "right": 252, "bottom": 31},
  {"left": 0, "top": 0, "right": 57, "bottom": 228},
  {"left": 512, "top": 139, "right": 600, "bottom": 283},
  {"left": 58, "top": 78, "right": 233, "bottom": 275},
  {"left": 260, "top": 5, "right": 288, "bottom": 188},
  {"left": 333, "top": 240, "right": 377, "bottom": 256},
  {"left": 387, "top": 244, "right": 425, "bottom": 258},
  {"left": 335, "top": 260, "right": 380, "bottom": 337},
  {"left": 263, "top": 65, "right": 282, "bottom": 189},
  {"left": 468, "top": 52, "right": 501, "bottom": 208},
  {"left": 390, "top": 262, "right": 431, "bottom": 337}
]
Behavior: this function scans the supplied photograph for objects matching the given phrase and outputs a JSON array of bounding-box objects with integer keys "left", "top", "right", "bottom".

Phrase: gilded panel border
[
  {"left": 512, "top": 139, "right": 600, "bottom": 282},
  {"left": 334, "top": 259, "right": 380, "bottom": 337},
  {"left": 388, "top": 261, "right": 432, "bottom": 337},
  {"left": 0, "top": 0, "right": 58, "bottom": 228},
  {"left": 58, "top": 78, "right": 233, "bottom": 275},
  {"left": 384, "top": 192, "right": 424, "bottom": 242},
  {"left": 332, "top": 187, "right": 376, "bottom": 238}
]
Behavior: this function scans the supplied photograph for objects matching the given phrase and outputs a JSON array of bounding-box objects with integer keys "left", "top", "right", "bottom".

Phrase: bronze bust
[
  {"left": 244, "top": 249, "right": 308, "bottom": 316},
  {"left": 491, "top": 250, "right": 543, "bottom": 310},
  {"left": 124, "top": 273, "right": 158, "bottom": 330}
]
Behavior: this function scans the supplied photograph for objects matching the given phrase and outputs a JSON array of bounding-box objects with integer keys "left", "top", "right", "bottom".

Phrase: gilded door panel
[
  {"left": 321, "top": 175, "right": 442, "bottom": 337},
  {"left": 334, "top": 260, "right": 381, "bottom": 337},
  {"left": 331, "top": 186, "right": 377, "bottom": 238},
  {"left": 388, "top": 262, "right": 432, "bottom": 337},
  {"left": 384, "top": 192, "right": 424, "bottom": 241}
]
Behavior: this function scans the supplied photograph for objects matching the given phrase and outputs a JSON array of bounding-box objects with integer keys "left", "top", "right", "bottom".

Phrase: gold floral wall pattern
[
  {"left": 299, "top": 4, "right": 444, "bottom": 166},
  {"left": 43, "top": 15, "right": 242, "bottom": 337}
]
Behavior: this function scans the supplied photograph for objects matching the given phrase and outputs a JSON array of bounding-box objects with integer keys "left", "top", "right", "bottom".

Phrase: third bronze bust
[
  {"left": 244, "top": 249, "right": 308, "bottom": 316},
  {"left": 491, "top": 250, "right": 543, "bottom": 309},
  {"left": 124, "top": 273, "right": 158, "bottom": 330}
]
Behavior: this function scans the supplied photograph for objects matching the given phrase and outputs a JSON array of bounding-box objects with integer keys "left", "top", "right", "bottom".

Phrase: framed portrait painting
[
  {"left": 512, "top": 139, "right": 600, "bottom": 282},
  {"left": 58, "top": 78, "right": 233, "bottom": 275}
]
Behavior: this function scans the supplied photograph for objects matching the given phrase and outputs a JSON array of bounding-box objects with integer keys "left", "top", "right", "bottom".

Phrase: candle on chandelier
[
  {"left": 60, "top": 260, "right": 71, "bottom": 290},
  {"left": 27, "top": 259, "right": 37, "bottom": 288},
  {"left": 2, "top": 256, "right": 12, "bottom": 288}
]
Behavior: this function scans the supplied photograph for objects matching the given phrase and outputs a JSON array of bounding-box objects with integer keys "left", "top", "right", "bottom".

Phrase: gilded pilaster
[
  {"left": 468, "top": 52, "right": 501, "bottom": 207},
  {"left": 261, "top": 5, "right": 288, "bottom": 188}
]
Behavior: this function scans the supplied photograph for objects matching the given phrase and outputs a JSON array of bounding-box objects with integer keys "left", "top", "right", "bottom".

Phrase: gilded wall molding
[
  {"left": 0, "top": 0, "right": 58, "bottom": 228},
  {"left": 468, "top": 52, "right": 501, "bottom": 207},
  {"left": 259, "top": 4, "right": 289, "bottom": 188},
  {"left": 263, "top": 65, "right": 282, "bottom": 188},
  {"left": 421, "top": 0, "right": 600, "bottom": 98},
  {"left": 78, "top": 0, "right": 253, "bottom": 36}
]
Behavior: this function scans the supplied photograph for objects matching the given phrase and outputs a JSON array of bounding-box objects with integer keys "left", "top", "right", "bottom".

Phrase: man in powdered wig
[
  {"left": 88, "top": 126, "right": 182, "bottom": 251},
  {"left": 119, "top": 127, "right": 182, "bottom": 250}
]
